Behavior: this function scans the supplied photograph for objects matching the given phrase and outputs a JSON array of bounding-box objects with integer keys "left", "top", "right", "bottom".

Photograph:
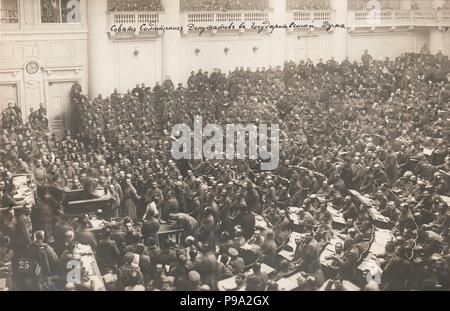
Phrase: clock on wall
[{"left": 25, "top": 61, "right": 39, "bottom": 75}]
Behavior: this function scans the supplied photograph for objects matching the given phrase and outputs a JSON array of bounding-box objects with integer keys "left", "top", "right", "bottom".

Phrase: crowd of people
[
  {"left": 348, "top": 0, "right": 450, "bottom": 10},
  {"left": 107, "top": 0, "right": 270, "bottom": 12},
  {"left": 0, "top": 49, "right": 450, "bottom": 291},
  {"left": 287, "top": 0, "right": 330, "bottom": 11},
  {"left": 104, "top": 0, "right": 450, "bottom": 13},
  {"left": 180, "top": 0, "right": 269, "bottom": 11},
  {"left": 108, "top": 0, "right": 163, "bottom": 12}
]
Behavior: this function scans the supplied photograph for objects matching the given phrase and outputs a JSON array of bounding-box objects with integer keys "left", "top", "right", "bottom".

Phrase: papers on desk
[
  {"left": 89, "top": 219, "right": 106, "bottom": 231},
  {"left": 103, "top": 273, "right": 118, "bottom": 284},
  {"left": 255, "top": 215, "right": 269, "bottom": 231},
  {"left": 0, "top": 278, "right": 8, "bottom": 291},
  {"left": 94, "top": 188, "right": 106, "bottom": 198},
  {"left": 440, "top": 195, "right": 450, "bottom": 207},
  {"left": 75, "top": 244, "right": 106, "bottom": 291},
  {"left": 327, "top": 206, "right": 347, "bottom": 226},
  {"left": 75, "top": 243, "right": 92, "bottom": 255},
  {"left": 423, "top": 148, "right": 434, "bottom": 156},
  {"left": 369, "top": 228, "right": 392, "bottom": 257},
  {"left": 369, "top": 208, "right": 391, "bottom": 225},
  {"left": 288, "top": 207, "right": 300, "bottom": 225},
  {"left": 245, "top": 263, "right": 275, "bottom": 276},
  {"left": 12, "top": 175, "right": 36, "bottom": 205},
  {"left": 217, "top": 264, "right": 275, "bottom": 291},
  {"left": 320, "top": 233, "right": 345, "bottom": 268},
  {"left": 278, "top": 232, "right": 305, "bottom": 262},
  {"left": 358, "top": 258, "right": 382, "bottom": 275},
  {"left": 318, "top": 279, "right": 361, "bottom": 291},
  {"left": 217, "top": 276, "right": 245, "bottom": 291},
  {"left": 348, "top": 190, "right": 375, "bottom": 207},
  {"left": 276, "top": 272, "right": 302, "bottom": 291},
  {"left": 358, "top": 228, "right": 391, "bottom": 277}
]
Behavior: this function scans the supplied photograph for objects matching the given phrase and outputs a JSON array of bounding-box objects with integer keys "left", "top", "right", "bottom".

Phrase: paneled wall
[
  {"left": 347, "top": 31, "right": 432, "bottom": 61},
  {"left": 182, "top": 34, "right": 270, "bottom": 77},
  {"left": 286, "top": 32, "right": 333, "bottom": 63},
  {"left": 113, "top": 40, "right": 161, "bottom": 92},
  {"left": 0, "top": 0, "right": 88, "bottom": 134}
]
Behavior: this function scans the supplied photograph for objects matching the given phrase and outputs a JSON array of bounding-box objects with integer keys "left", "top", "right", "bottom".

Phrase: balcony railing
[
  {"left": 108, "top": 11, "right": 160, "bottom": 27},
  {"left": 0, "top": 9, "right": 19, "bottom": 24},
  {"left": 289, "top": 10, "right": 333, "bottom": 25},
  {"left": 349, "top": 10, "right": 450, "bottom": 27},
  {"left": 183, "top": 10, "right": 269, "bottom": 27}
]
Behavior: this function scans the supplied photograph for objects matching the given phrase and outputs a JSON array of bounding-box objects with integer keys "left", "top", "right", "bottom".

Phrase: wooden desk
[
  {"left": 288, "top": 207, "right": 300, "bottom": 226},
  {"left": 320, "top": 233, "right": 345, "bottom": 268},
  {"left": 0, "top": 264, "right": 11, "bottom": 291},
  {"left": 357, "top": 227, "right": 392, "bottom": 276},
  {"left": 441, "top": 195, "right": 450, "bottom": 206},
  {"left": 348, "top": 190, "right": 375, "bottom": 207},
  {"left": 368, "top": 228, "right": 392, "bottom": 257},
  {"left": 75, "top": 244, "right": 106, "bottom": 291},
  {"left": 318, "top": 279, "right": 361, "bottom": 291},
  {"left": 276, "top": 272, "right": 303, "bottom": 291},
  {"left": 254, "top": 215, "right": 269, "bottom": 231},
  {"left": 278, "top": 232, "right": 305, "bottom": 262},
  {"left": 368, "top": 208, "right": 391, "bottom": 227},
  {"left": 327, "top": 206, "right": 347, "bottom": 227},
  {"left": 12, "top": 174, "right": 36, "bottom": 206},
  {"left": 217, "top": 263, "right": 275, "bottom": 291},
  {"left": 158, "top": 223, "right": 184, "bottom": 245}
]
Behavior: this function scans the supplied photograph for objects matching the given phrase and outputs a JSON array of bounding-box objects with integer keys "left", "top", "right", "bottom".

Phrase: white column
[
  {"left": 429, "top": 29, "right": 444, "bottom": 54},
  {"left": 87, "top": 0, "right": 114, "bottom": 98},
  {"left": 330, "top": 0, "right": 348, "bottom": 62},
  {"left": 161, "top": 0, "right": 182, "bottom": 85},
  {"left": 268, "top": 0, "right": 287, "bottom": 68}
]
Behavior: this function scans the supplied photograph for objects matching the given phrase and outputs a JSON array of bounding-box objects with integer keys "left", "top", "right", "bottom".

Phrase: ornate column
[
  {"left": 268, "top": 0, "right": 287, "bottom": 68},
  {"left": 86, "top": 0, "right": 114, "bottom": 98},
  {"left": 161, "top": 0, "right": 182, "bottom": 85},
  {"left": 330, "top": 0, "right": 348, "bottom": 62}
]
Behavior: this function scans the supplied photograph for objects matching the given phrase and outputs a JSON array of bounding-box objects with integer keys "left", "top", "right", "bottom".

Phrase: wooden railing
[
  {"left": 0, "top": 9, "right": 18, "bottom": 24},
  {"left": 180, "top": 0, "right": 269, "bottom": 12},
  {"left": 108, "top": 11, "right": 160, "bottom": 26},
  {"left": 348, "top": 10, "right": 450, "bottom": 27},
  {"left": 183, "top": 10, "right": 269, "bottom": 25},
  {"left": 287, "top": 10, "right": 333, "bottom": 27}
]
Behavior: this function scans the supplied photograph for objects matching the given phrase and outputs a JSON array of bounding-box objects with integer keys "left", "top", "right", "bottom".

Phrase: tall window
[
  {"left": 41, "top": 0, "right": 81, "bottom": 23},
  {"left": 0, "top": 0, "right": 19, "bottom": 24}
]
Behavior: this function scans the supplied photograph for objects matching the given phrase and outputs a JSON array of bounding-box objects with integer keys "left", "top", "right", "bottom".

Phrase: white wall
[
  {"left": 0, "top": 0, "right": 88, "bottom": 131},
  {"left": 113, "top": 39, "right": 161, "bottom": 92},
  {"left": 286, "top": 32, "right": 333, "bottom": 63},
  {"left": 442, "top": 32, "right": 450, "bottom": 56},
  {"left": 348, "top": 32, "right": 418, "bottom": 61},
  {"left": 0, "top": 34, "right": 87, "bottom": 120},
  {"left": 182, "top": 34, "right": 270, "bottom": 77}
]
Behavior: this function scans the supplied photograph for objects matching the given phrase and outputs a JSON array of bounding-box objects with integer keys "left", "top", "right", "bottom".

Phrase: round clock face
[{"left": 26, "top": 62, "right": 39, "bottom": 75}]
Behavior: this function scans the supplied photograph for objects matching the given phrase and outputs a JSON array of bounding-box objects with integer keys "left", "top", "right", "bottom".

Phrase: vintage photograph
[{"left": 0, "top": 0, "right": 449, "bottom": 292}]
